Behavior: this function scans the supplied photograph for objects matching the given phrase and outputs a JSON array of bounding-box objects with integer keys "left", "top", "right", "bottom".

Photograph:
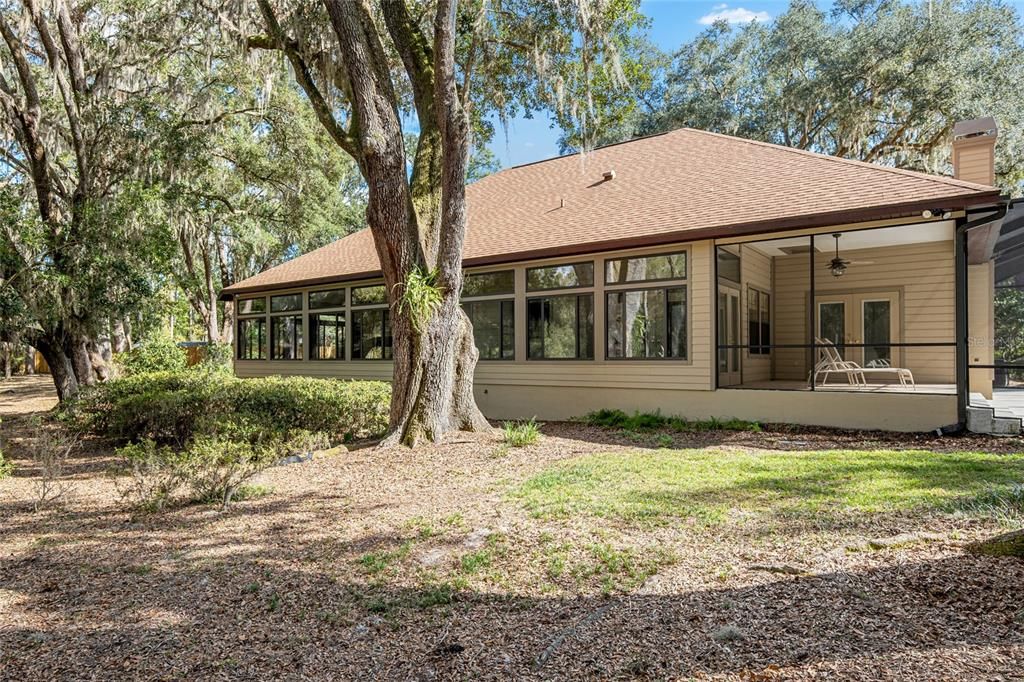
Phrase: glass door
[
  {"left": 718, "top": 287, "right": 741, "bottom": 386},
  {"left": 858, "top": 294, "right": 900, "bottom": 368}
]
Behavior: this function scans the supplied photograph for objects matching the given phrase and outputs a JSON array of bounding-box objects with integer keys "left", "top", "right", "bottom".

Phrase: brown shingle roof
[{"left": 222, "top": 127, "right": 1000, "bottom": 297}]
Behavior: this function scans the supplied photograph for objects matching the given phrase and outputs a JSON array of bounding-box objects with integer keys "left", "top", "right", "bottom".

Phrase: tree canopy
[{"left": 622, "top": 0, "right": 1024, "bottom": 190}]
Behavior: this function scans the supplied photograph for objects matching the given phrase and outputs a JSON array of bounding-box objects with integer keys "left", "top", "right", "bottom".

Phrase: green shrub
[
  {"left": 114, "top": 430, "right": 324, "bottom": 511},
  {"left": 503, "top": 418, "right": 542, "bottom": 447},
  {"left": 198, "top": 343, "right": 233, "bottom": 373},
  {"left": 74, "top": 371, "right": 390, "bottom": 447},
  {"left": 113, "top": 440, "right": 193, "bottom": 512},
  {"left": 582, "top": 409, "right": 759, "bottom": 433},
  {"left": 117, "top": 336, "right": 187, "bottom": 376},
  {"left": 0, "top": 450, "right": 11, "bottom": 479}
]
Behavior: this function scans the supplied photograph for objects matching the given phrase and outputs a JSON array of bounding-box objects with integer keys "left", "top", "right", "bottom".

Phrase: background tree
[
  {"left": 159, "top": 58, "right": 365, "bottom": 345},
  {"left": 241, "top": 0, "right": 647, "bottom": 445},
  {"left": 615, "top": 0, "right": 1024, "bottom": 190},
  {"left": 0, "top": 0, "right": 201, "bottom": 399}
]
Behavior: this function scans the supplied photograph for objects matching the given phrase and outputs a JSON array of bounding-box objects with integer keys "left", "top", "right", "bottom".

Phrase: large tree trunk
[
  {"left": 25, "top": 346, "right": 35, "bottom": 375},
  {"left": 66, "top": 334, "right": 97, "bottom": 387},
  {"left": 111, "top": 319, "right": 130, "bottom": 354},
  {"left": 1, "top": 342, "right": 11, "bottom": 379},
  {"left": 319, "top": 0, "right": 489, "bottom": 447},
  {"left": 33, "top": 333, "right": 79, "bottom": 401},
  {"left": 220, "top": 300, "right": 235, "bottom": 345}
]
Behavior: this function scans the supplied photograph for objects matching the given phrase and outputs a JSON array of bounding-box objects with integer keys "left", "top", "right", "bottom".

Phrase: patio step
[{"left": 966, "top": 405, "right": 1022, "bottom": 436}]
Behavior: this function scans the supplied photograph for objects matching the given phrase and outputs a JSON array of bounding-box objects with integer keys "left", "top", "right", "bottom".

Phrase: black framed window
[
  {"left": 748, "top": 288, "right": 770, "bottom": 355},
  {"left": 527, "top": 294, "right": 593, "bottom": 359},
  {"left": 270, "top": 315, "right": 303, "bottom": 360},
  {"left": 270, "top": 293, "right": 302, "bottom": 312},
  {"left": 527, "top": 262, "right": 594, "bottom": 291},
  {"left": 352, "top": 308, "right": 392, "bottom": 360},
  {"left": 352, "top": 285, "right": 387, "bottom": 306},
  {"left": 237, "top": 296, "right": 266, "bottom": 315},
  {"left": 606, "top": 287, "right": 687, "bottom": 359},
  {"left": 309, "top": 288, "right": 346, "bottom": 310},
  {"left": 606, "top": 252, "right": 687, "bottom": 284},
  {"left": 237, "top": 318, "right": 266, "bottom": 360},
  {"left": 464, "top": 299, "right": 514, "bottom": 360},
  {"left": 310, "top": 313, "right": 345, "bottom": 360},
  {"left": 463, "top": 270, "right": 514, "bottom": 297}
]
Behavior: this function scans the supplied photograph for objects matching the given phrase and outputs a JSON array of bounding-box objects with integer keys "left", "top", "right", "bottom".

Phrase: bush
[
  {"left": 582, "top": 409, "right": 760, "bottom": 433},
  {"left": 113, "top": 440, "right": 192, "bottom": 512},
  {"left": 197, "top": 343, "right": 233, "bottom": 373},
  {"left": 114, "top": 430, "right": 325, "bottom": 511},
  {"left": 503, "top": 419, "right": 542, "bottom": 447},
  {"left": 74, "top": 371, "right": 391, "bottom": 447},
  {"left": 117, "top": 336, "right": 186, "bottom": 376}
]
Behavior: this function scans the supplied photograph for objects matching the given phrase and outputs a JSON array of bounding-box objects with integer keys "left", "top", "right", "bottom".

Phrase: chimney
[{"left": 952, "top": 117, "right": 998, "bottom": 186}]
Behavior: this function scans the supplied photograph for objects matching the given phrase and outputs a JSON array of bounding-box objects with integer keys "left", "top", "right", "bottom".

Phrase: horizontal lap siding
[{"left": 774, "top": 240, "right": 955, "bottom": 383}]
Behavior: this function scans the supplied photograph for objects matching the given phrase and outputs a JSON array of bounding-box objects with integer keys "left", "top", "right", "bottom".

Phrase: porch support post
[{"left": 955, "top": 217, "right": 969, "bottom": 426}]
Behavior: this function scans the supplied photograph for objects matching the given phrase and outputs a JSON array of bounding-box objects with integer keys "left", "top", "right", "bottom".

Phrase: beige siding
[{"left": 774, "top": 239, "right": 955, "bottom": 383}]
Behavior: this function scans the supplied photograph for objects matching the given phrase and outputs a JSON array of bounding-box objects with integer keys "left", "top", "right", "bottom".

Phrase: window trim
[
  {"left": 604, "top": 251, "right": 689, "bottom": 286},
  {"left": 604, "top": 284, "right": 689, "bottom": 361},
  {"left": 309, "top": 311, "right": 346, "bottom": 361},
  {"left": 526, "top": 292, "right": 595, "bottom": 361},
  {"left": 526, "top": 261, "right": 596, "bottom": 292}
]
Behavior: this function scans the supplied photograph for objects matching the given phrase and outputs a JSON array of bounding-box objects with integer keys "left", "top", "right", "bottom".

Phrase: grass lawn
[
  {"left": 1, "top": 376, "right": 1023, "bottom": 680},
  {"left": 514, "top": 448, "right": 1024, "bottom": 525}
]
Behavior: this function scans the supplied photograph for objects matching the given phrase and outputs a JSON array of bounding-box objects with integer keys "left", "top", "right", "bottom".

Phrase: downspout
[{"left": 956, "top": 201, "right": 1009, "bottom": 427}]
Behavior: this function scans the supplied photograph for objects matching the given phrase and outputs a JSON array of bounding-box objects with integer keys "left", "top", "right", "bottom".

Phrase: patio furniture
[{"left": 810, "top": 337, "right": 915, "bottom": 389}]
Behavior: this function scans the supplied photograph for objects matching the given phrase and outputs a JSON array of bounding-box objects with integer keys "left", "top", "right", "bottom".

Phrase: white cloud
[{"left": 698, "top": 6, "right": 771, "bottom": 25}]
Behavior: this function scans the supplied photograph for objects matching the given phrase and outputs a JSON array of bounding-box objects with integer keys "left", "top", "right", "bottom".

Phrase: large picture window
[
  {"left": 237, "top": 318, "right": 266, "bottom": 360},
  {"left": 311, "top": 313, "right": 345, "bottom": 360},
  {"left": 464, "top": 300, "right": 514, "bottom": 360},
  {"left": 352, "top": 308, "right": 392, "bottom": 360},
  {"left": 748, "top": 288, "right": 770, "bottom": 355},
  {"left": 607, "top": 287, "right": 687, "bottom": 359},
  {"left": 527, "top": 294, "right": 593, "bottom": 359},
  {"left": 270, "top": 315, "right": 303, "bottom": 360}
]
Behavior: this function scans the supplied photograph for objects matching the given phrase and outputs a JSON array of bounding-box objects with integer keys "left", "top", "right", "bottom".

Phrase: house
[{"left": 219, "top": 121, "right": 1016, "bottom": 433}]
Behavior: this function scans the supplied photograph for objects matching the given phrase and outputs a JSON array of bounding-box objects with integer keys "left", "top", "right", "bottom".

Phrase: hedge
[{"left": 73, "top": 371, "right": 391, "bottom": 447}]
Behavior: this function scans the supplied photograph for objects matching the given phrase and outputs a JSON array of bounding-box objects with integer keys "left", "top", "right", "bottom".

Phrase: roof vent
[{"left": 602, "top": 170, "right": 616, "bottom": 181}]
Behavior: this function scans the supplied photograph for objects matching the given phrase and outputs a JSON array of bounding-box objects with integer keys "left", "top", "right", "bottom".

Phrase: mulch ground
[{"left": 1, "top": 375, "right": 1022, "bottom": 680}]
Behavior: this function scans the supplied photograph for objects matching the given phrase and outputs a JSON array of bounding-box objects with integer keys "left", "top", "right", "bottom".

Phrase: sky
[{"left": 485, "top": 0, "right": 792, "bottom": 169}]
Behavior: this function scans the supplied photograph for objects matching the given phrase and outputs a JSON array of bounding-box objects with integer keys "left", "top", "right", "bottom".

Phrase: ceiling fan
[{"left": 827, "top": 233, "right": 874, "bottom": 278}]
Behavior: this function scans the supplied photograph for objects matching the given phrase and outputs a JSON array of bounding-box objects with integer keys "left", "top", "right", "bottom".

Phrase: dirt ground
[{"left": 1, "top": 375, "right": 1022, "bottom": 681}]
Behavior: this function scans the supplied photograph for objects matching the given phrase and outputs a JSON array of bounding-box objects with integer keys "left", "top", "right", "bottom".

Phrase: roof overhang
[{"left": 219, "top": 190, "right": 1003, "bottom": 301}]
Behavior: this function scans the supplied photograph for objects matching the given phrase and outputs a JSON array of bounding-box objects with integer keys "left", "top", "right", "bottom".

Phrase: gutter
[{"left": 955, "top": 197, "right": 1011, "bottom": 427}]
